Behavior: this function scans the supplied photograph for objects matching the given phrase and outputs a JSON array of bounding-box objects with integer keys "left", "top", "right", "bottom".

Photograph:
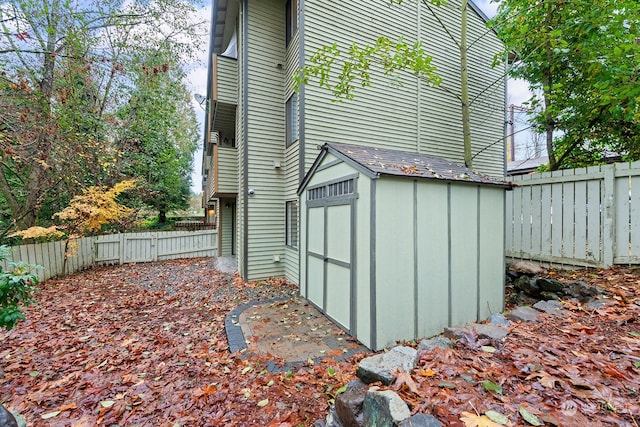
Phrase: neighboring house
[{"left": 201, "top": 0, "right": 507, "bottom": 284}]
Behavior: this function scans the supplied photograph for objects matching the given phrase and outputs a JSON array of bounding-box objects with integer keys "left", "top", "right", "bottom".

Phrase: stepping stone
[
  {"left": 533, "top": 300, "right": 563, "bottom": 315},
  {"left": 506, "top": 306, "right": 540, "bottom": 322}
]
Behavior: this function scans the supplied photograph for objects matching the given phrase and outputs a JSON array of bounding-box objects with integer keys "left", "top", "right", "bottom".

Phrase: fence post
[
  {"left": 602, "top": 164, "right": 616, "bottom": 267},
  {"left": 152, "top": 233, "right": 158, "bottom": 262},
  {"left": 119, "top": 234, "right": 125, "bottom": 264}
]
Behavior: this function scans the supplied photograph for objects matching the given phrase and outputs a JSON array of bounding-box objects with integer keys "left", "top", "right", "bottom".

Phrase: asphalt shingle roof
[{"left": 325, "top": 142, "right": 512, "bottom": 188}]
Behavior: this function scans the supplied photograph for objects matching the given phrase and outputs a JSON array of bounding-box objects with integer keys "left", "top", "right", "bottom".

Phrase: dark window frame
[
  {"left": 285, "top": 200, "right": 298, "bottom": 249},
  {"left": 285, "top": 0, "right": 298, "bottom": 47},
  {"left": 286, "top": 93, "right": 299, "bottom": 147}
]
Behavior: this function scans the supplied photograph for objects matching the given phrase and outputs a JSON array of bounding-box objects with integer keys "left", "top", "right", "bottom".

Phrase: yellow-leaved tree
[{"left": 11, "top": 180, "right": 137, "bottom": 274}]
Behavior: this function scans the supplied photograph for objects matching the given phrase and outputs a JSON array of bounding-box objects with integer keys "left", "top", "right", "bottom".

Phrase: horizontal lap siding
[
  {"left": 246, "top": 0, "right": 286, "bottom": 280},
  {"left": 419, "top": 0, "right": 505, "bottom": 177},
  {"left": 303, "top": 0, "right": 420, "bottom": 175},
  {"left": 285, "top": 142, "right": 300, "bottom": 283}
]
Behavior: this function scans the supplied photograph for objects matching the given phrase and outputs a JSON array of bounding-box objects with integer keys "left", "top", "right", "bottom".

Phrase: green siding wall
[
  {"left": 245, "top": 0, "right": 287, "bottom": 280},
  {"left": 302, "top": 0, "right": 505, "bottom": 178}
]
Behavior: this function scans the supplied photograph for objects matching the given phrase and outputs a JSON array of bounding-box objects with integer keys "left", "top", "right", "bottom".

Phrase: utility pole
[{"left": 508, "top": 104, "right": 529, "bottom": 161}]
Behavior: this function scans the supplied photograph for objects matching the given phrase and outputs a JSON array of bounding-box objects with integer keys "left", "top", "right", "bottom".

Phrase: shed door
[{"left": 305, "top": 177, "right": 356, "bottom": 332}]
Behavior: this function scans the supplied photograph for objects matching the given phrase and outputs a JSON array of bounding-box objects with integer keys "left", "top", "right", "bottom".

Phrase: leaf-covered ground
[
  {"left": 0, "top": 259, "right": 362, "bottom": 426},
  {"left": 387, "top": 267, "right": 640, "bottom": 426},
  {"left": 1, "top": 260, "right": 639, "bottom": 426}
]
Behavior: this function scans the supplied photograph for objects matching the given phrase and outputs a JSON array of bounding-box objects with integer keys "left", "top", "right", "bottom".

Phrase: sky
[{"left": 184, "top": 0, "right": 531, "bottom": 193}]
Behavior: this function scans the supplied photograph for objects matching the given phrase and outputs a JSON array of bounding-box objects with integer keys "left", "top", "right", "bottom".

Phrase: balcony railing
[
  {"left": 205, "top": 145, "right": 238, "bottom": 202},
  {"left": 212, "top": 54, "right": 237, "bottom": 105}
]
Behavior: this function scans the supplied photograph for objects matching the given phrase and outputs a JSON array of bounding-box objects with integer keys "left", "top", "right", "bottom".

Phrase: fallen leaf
[
  {"left": 100, "top": 400, "right": 115, "bottom": 408},
  {"left": 257, "top": 398, "right": 269, "bottom": 407},
  {"left": 394, "top": 371, "right": 420, "bottom": 394},
  {"left": 482, "top": 380, "right": 502, "bottom": 394},
  {"left": 41, "top": 411, "right": 61, "bottom": 419},
  {"left": 460, "top": 411, "right": 503, "bottom": 427},
  {"left": 484, "top": 410, "right": 509, "bottom": 425},
  {"left": 519, "top": 406, "right": 543, "bottom": 426}
]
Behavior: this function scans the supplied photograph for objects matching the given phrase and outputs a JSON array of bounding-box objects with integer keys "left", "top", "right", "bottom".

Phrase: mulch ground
[
  {"left": 0, "top": 258, "right": 363, "bottom": 426},
  {"left": 1, "top": 259, "right": 639, "bottom": 426}
]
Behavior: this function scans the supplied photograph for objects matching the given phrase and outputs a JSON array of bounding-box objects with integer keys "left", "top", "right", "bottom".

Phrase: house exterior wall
[
  {"left": 210, "top": 0, "right": 505, "bottom": 283},
  {"left": 302, "top": 0, "right": 506, "bottom": 178},
  {"left": 242, "top": 0, "right": 287, "bottom": 280}
]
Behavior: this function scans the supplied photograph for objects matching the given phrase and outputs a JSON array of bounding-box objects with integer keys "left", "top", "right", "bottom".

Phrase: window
[
  {"left": 286, "top": 93, "right": 299, "bottom": 147},
  {"left": 285, "top": 0, "right": 297, "bottom": 47},
  {"left": 308, "top": 178, "right": 355, "bottom": 200},
  {"left": 285, "top": 200, "right": 298, "bottom": 248}
]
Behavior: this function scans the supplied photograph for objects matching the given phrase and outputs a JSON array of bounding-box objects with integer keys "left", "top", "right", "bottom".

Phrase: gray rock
[
  {"left": 514, "top": 276, "right": 541, "bottom": 296},
  {"left": 506, "top": 306, "right": 540, "bottom": 322},
  {"left": 356, "top": 346, "right": 417, "bottom": 385},
  {"left": 335, "top": 379, "right": 368, "bottom": 427},
  {"left": 0, "top": 405, "right": 18, "bottom": 427},
  {"left": 533, "top": 300, "right": 563, "bottom": 315},
  {"left": 363, "top": 388, "right": 411, "bottom": 427},
  {"left": 444, "top": 323, "right": 509, "bottom": 341},
  {"left": 563, "top": 281, "right": 604, "bottom": 301},
  {"left": 417, "top": 337, "right": 452, "bottom": 354},
  {"left": 488, "top": 313, "right": 511, "bottom": 327},
  {"left": 324, "top": 405, "right": 343, "bottom": 427},
  {"left": 399, "top": 414, "right": 443, "bottom": 427},
  {"left": 585, "top": 298, "right": 608, "bottom": 310},
  {"left": 510, "top": 261, "right": 546, "bottom": 275},
  {"left": 536, "top": 278, "right": 564, "bottom": 292}
]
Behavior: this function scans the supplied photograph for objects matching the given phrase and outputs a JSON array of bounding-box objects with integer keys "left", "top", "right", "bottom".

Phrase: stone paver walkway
[{"left": 225, "top": 297, "right": 369, "bottom": 369}]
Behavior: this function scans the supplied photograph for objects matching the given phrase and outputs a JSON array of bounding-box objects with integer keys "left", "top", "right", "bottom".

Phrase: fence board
[
  {"left": 507, "top": 161, "right": 640, "bottom": 267},
  {"left": 3, "top": 230, "right": 218, "bottom": 281}
]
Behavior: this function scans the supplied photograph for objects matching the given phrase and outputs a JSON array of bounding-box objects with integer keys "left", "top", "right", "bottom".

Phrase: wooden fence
[
  {"left": 0, "top": 230, "right": 218, "bottom": 282},
  {"left": 506, "top": 161, "right": 640, "bottom": 267}
]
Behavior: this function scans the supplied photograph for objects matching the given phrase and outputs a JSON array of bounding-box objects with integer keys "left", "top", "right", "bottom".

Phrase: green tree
[
  {"left": 491, "top": 0, "right": 640, "bottom": 170},
  {"left": 0, "top": 0, "right": 204, "bottom": 232},
  {"left": 116, "top": 51, "right": 199, "bottom": 223}
]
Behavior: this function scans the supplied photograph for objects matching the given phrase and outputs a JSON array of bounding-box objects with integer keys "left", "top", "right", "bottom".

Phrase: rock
[
  {"left": 510, "top": 261, "right": 546, "bottom": 275},
  {"left": 514, "top": 276, "right": 541, "bottom": 297},
  {"left": 399, "top": 414, "right": 443, "bottom": 427},
  {"left": 537, "top": 278, "right": 564, "bottom": 292},
  {"left": 533, "top": 300, "right": 563, "bottom": 315},
  {"left": 335, "top": 379, "right": 368, "bottom": 427},
  {"left": 585, "top": 298, "right": 608, "bottom": 310},
  {"left": 356, "top": 346, "right": 417, "bottom": 385},
  {"left": 417, "top": 337, "right": 452, "bottom": 354},
  {"left": 363, "top": 387, "right": 411, "bottom": 427},
  {"left": 488, "top": 313, "right": 511, "bottom": 327},
  {"left": 539, "top": 291, "right": 560, "bottom": 301},
  {"left": 0, "top": 405, "right": 18, "bottom": 427},
  {"left": 444, "top": 323, "right": 509, "bottom": 341},
  {"left": 506, "top": 306, "right": 540, "bottom": 323},
  {"left": 323, "top": 405, "right": 343, "bottom": 427}
]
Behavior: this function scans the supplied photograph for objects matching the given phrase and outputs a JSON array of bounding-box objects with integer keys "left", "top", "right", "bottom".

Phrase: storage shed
[{"left": 298, "top": 143, "right": 512, "bottom": 350}]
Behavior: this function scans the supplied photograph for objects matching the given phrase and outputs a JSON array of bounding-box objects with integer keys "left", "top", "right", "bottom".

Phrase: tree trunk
[
  {"left": 159, "top": 210, "right": 167, "bottom": 224},
  {"left": 544, "top": 0, "right": 557, "bottom": 171},
  {"left": 460, "top": 0, "right": 472, "bottom": 168}
]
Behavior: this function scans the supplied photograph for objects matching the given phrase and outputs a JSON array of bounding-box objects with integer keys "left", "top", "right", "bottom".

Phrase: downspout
[
  {"left": 203, "top": 0, "right": 218, "bottom": 196},
  {"left": 298, "top": 0, "right": 306, "bottom": 286},
  {"left": 242, "top": 0, "right": 249, "bottom": 279}
]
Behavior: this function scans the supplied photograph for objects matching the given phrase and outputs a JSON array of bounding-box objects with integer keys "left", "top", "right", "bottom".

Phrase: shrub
[{"left": 0, "top": 246, "right": 40, "bottom": 330}]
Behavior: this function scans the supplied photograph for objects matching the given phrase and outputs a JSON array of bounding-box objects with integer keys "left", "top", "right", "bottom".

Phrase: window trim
[
  {"left": 285, "top": 0, "right": 298, "bottom": 47},
  {"left": 285, "top": 200, "right": 298, "bottom": 249},
  {"left": 286, "top": 93, "right": 299, "bottom": 147}
]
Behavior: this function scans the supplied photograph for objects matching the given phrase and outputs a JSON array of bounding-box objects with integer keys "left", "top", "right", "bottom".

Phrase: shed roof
[{"left": 299, "top": 143, "right": 513, "bottom": 194}]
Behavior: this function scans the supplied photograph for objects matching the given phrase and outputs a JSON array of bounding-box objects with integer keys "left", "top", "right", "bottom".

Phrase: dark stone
[
  {"left": 324, "top": 405, "right": 343, "bottom": 427},
  {"left": 363, "top": 388, "right": 411, "bottom": 427},
  {"left": 356, "top": 346, "right": 417, "bottom": 385},
  {"left": 585, "top": 299, "right": 608, "bottom": 310},
  {"left": 514, "top": 276, "right": 541, "bottom": 296},
  {"left": 488, "top": 313, "right": 511, "bottom": 327},
  {"left": 335, "top": 379, "right": 368, "bottom": 427},
  {"left": 417, "top": 337, "right": 452, "bottom": 354},
  {"left": 399, "top": 414, "right": 443, "bottom": 427},
  {"left": 506, "top": 306, "right": 540, "bottom": 323},
  {"left": 537, "top": 278, "right": 564, "bottom": 292},
  {"left": 0, "top": 405, "right": 18, "bottom": 427},
  {"left": 563, "top": 281, "right": 604, "bottom": 302},
  {"left": 533, "top": 300, "right": 563, "bottom": 315},
  {"left": 539, "top": 291, "right": 560, "bottom": 301},
  {"left": 444, "top": 323, "right": 509, "bottom": 341}
]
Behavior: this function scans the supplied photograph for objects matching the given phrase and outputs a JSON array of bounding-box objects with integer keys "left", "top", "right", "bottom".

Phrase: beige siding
[
  {"left": 302, "top": 0, "right": 505, "bottom": 178},
  {"left": 245, "top": 0, "right": 287, "bottom": 280},
  {"left": 236, "top": 4, "right": 246, "bottom": 275},
  {"left": 284, "top": 142, "right": 300, "bottom": 283},
  {"left": 217, "top": 56, "right": 238, "bottom": 104},
  {"left": 220, "top": 199, "right": 235, "bottom": 255}
]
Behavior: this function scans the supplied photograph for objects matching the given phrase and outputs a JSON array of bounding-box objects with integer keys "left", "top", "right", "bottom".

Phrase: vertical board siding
[{"left": 507, "top": 161, "right": 640, "bottom": 266}]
